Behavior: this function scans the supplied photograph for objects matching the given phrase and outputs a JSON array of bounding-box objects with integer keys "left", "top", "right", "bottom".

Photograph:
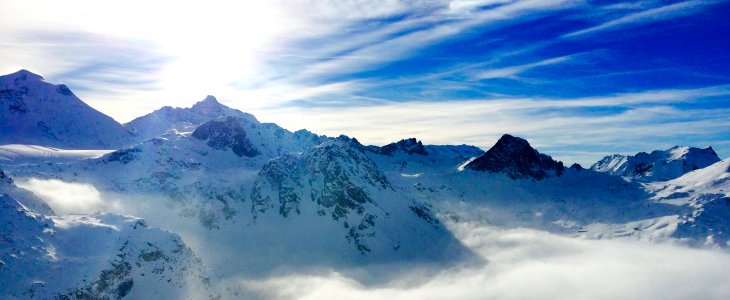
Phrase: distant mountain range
[
  {"left": 592, "top": 146, "right": 720, "bottom": 181},
  {"left": 1, "top": 70, "right": 728, "bottom": 298}
]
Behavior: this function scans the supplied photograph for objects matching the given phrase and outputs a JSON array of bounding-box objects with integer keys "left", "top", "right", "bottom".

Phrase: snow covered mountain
[
  {"left": 591, "top": 146, "right": 720, "bottom": 182},
  {"left": 3, "top": 71, "right": 730, "bottom": 298},
  {"left": 125, "top": 95, "right": 258, "bottom": 142},
  {"left": 367, "top": 137, "right": 675, "bottom": 233},
  {"left": 0, "top": 169, "right": 217, "bottom": 299},
  {"left": 12, "top": 121, "right": 474, "bottom": 276},
  {"left": 251, "top": 136, "right": 468, "bottom": 258},
  {"left": 646, "top": 159, "right": 730, "bottom": 245},
  {"left": 0, "top": 70, "right": 136, "bottom": 149}
]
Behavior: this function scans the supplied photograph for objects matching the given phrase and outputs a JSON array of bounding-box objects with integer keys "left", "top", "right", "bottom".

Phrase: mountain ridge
[
  {"left": 591, "top": 146, "right": 721, "bottom": 182},
  {"left": 0, "top": 70, "right": 136, "bottom": 149},
  {"left": 3, "top": 70, "right": 730, "bottom": 298},
  {"left": 125, "top": 95, "right": 258, "bottom": 142}
]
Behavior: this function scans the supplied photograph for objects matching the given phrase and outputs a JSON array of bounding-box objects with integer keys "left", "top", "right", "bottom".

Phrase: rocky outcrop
[
  {"left": 192, "top": 117, "right": 259, "bottom": 157},
  {"left": 465, "top": 134, "right": 564, "bottom": 180},
  {"left": 251, "top": 141, "right": 390, "bottom": 253},
  {"left": 369, "top": 138, "right": 428, "bottom": 156}
]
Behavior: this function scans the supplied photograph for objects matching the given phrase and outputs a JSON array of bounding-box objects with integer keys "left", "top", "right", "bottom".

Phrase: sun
[{"left": 1, "top": 0, "right": 286, "bottom": 102}]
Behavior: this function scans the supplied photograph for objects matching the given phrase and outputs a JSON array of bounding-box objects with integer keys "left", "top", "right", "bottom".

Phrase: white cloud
[
  {"left": 473, "top": 55, "right": 573, "bottom": 79},
  {"left": 563, "top": 0, "right": 718, "bottom": 38},
  {"left": 14, "top": 178, "right": 111, "bottom": 215},
  {"left": 241, "top": 222, "right": 730, "bottom": 300},
  {"left": 290, "top": 0, "right": 574, "bottom": 79}
]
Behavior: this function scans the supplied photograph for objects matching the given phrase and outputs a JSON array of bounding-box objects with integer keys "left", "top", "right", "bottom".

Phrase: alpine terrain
[{"left": 1, "top": 71, "right": 729, "bottom": 298}]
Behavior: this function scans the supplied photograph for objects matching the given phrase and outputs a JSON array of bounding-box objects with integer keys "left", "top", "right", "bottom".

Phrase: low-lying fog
[{"left": 18, "top": 178, "right": 730, "bottom": 300}]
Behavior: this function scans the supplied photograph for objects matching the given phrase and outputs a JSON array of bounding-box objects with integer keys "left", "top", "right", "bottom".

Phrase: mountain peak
[
  {"left": 465, "top": 134, "right": 564, "bottom": 180},
  {"left": 0, "top": 70, "right": 136, "bottom": 149},
  {"left": 0, "top": 70, "right": 46, "bottom": 88},
  {"left": 126, "top": 95, "right": 259, "bottom": 141},
  {"left": 196, "top": 95, "right": 221, "bottom": 105},
  {"left": 191, "top": 95, "right": 224, "bottom": 111},
  {"left": 3, "top": 69, "right": 45, "bottom": 81},
  {"left": 493, "top": 134, "right": 529, "bottom": 149},
  {"left": 373, "top": 138, "right": 428, "bottom": 156}
]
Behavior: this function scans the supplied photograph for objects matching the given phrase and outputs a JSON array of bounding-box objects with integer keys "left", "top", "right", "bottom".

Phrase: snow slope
[
  {"left": 0, "top": 170, "right": 217, "bottom": 299},
  {"left": 591, "top": 146, "right": 720, "bottom": 182},
  {"left": 646, "top": 159, "right": 730, "bottom": 246},
  {"left": 0, "top": 70, "right": 136, "bottom": 149}
]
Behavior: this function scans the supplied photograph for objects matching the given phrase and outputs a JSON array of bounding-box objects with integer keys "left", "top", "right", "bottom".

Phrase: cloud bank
[
  {"left": 242, "top": 222, "right": 730, "bottom": 300},
  {"left": 15, "top": 178, "right": 110, "bottom": 215}
]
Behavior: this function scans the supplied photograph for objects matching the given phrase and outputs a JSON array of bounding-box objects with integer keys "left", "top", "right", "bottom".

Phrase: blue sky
[{"left": 1, "top": 0, "right": 729, "bottom": 164}]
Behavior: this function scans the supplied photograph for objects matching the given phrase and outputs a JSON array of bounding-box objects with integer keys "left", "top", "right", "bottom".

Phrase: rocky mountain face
[
  {"left": 591, "top": 146, "right": 721, "bottom": 182},
  {"left": 125, "top": 95, "right": 258, "bottom": 142},
  {"left": 192, "top": 116, "right": 260, "bottom": 157},
  {"left": 252, "top": 137, "right": 391, "bottom": 253},
  {"left": 465, "top": 134, "right": 564, "bottom": 180},
  {"left": 0, "top": 170, "right": 217, "bottom": 299},
  {"left": 12, "top": 115, "right": 326, "bottom": 229},
  {"left": 0, "top": 70, "right": 136, "bottom": 149}
]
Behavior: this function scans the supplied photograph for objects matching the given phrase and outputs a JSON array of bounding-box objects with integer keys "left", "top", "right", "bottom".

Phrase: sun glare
[{"left": 2, "top": 0, "right": 285, "bottom": 103}]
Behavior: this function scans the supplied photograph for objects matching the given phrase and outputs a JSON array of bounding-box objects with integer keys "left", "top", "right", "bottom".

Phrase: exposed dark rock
[
  {"left": 105, "top": 148, "right": 142, "bottom": 165},
  {"left": 1, "top": 89, "right": 28, "bottom": 114},
  {"left": 56, "top": 84, "right": 73, "bottom": 96},
  {"left": 465, "top": 134, "right": 564, "bottom": 180},
  {"left": 192, "top": 117, "right": 259, "bottom": 157},
  {"left": 251, "top": 142, "right": 390, "bottom": 253},
  {"left": 570, "top": 163, "right": 583, "bottom": 171},
  {"left": 0, "top": 169, "right": 10, "bottom": 183},
  {"left": 375, "top": 138, "right": 428, "bottom": 156},
  {"left": 409, "top": 202, "right": 439, "bottom": 226}
]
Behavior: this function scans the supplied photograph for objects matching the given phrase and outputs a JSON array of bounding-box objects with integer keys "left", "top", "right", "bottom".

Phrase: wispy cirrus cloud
[
  {"left": 472, "top": 55, "right": 574, "bottom": 80},
  {"left": 563, "top": 0, "right": 722, "bottom": 38},
  {"left": 286, "top": 0, "right": 575, "bottom": 80}
]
